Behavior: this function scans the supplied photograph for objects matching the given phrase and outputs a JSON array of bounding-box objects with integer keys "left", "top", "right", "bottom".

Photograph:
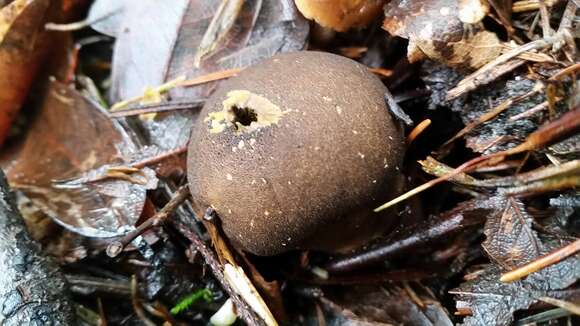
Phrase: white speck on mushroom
[
  {"left": 322, "top": 96, "right": 332, "bottom": 102},
  {"left": 232, "top": 147, "right": 237, "bottom": 152},
  {"left": 237, "top": 140, "right": 245, "bottom": 149},
  {"left": 226, "top": 173, "right": 233, "bottom": 180},
  {"left": 264, "top": 210, "right": 270, "bottom": 216},
  {"left": 372, "top": 180, "right": 377, "bottom": 183},
  {"left": 250, "top": 219, "right": 255, "bottom": 228},
  {"left": 352, "top": 130, "right": 359, "bottom": 135},
  {"left": 440, "top": 7, "right": 450, "bottom": 15},
  {"left": 249, "top": 138, "right": 256, "bottom": 146},
  {"left": 314, "top": 146, "right": 321, "bottom": 151},
  {"left": 228, "top": 209, "right": 232, "bottom": 214},
  {"left": 251, "top": 179, "right": 256, "bottom": 185},
  {"left": 358, "top": 152, "right": 365, "bottom": 159},
  {"left": 287, "top": 181, "right": 292, "bottom": 185},
  {"left": 388, "top": 136, "right": 393, "bottom": 140},
  {"left": 261, "top": 178, "right": 267, "bottom": 184},
  {"left": 336, "top": 106, "right": 342, "bottom": 114}
]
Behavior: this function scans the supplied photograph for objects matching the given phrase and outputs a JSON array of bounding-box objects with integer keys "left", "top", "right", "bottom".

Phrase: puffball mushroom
[{"left": 187, "top": 51, "right": 404, "bottom": 256}]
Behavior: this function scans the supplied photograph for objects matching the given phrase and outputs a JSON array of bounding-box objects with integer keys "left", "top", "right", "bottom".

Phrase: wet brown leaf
[
  {"left": 4, "top": 80, "right": 157, "bottom": 237},
  {"left": 0, "top": 0, "right": 50, "bottom": 146}
]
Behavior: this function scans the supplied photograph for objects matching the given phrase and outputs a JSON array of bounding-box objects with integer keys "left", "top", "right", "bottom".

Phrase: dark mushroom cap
[{"left": 187, "top": 51, "right": 404, "bottom": 256}]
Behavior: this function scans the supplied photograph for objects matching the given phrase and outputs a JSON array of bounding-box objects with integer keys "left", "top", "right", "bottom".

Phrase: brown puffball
[{"left": 187, "top": 51, "right": 404, "bottom": 256}]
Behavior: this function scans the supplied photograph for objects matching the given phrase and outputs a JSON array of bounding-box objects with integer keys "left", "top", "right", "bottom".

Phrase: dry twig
[{"left": 500, "top": 239, "right": 580, "bottom": 282}]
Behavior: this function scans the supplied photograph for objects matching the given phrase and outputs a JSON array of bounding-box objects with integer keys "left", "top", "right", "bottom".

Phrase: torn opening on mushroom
[{"left": 205, "top": 90, "right": 288, "bottom": 134}]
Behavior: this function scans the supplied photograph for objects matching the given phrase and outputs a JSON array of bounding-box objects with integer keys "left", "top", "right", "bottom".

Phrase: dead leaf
[
  {"left": 452, "top": 254, "right": 580, "bottom": 326},
  {"left": 0, "top": 0, "right": 50, "bottom": 146},
  {"left": 4, "top": 80, "right": 157, "bottom": 237},
  {"left": 482, "top": 196, "right": 542, "bottom": 269},
  {"left": 109, "top": 0, "right": 309, "bottom": 154},
  {"left": 383, "top": 0, "right": 502, "bottom": 70},
  {"left": 86, "top": 0, "right": 125, "bottom": 37},
  {"left": 453, "top": 194, "right": 579, "bottom": 325},
  {"left": 321, "top": 284, "right": 453, "bottom": 325},
  {"left": 448, "top": 74, "right": 573, "bottom": 154}
]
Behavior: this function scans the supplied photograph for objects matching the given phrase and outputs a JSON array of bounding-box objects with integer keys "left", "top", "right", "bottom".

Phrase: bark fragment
[{"left": 0, "top": 170, "right": 76, "bottom": 325}]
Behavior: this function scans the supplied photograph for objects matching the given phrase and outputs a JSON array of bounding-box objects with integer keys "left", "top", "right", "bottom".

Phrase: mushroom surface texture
[{"left": 187, "top": 51, "right": 405, "bottom": 256}]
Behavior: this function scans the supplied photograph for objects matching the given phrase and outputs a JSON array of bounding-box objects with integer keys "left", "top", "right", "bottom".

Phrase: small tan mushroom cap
[
  {"left": 295, "top": 0, "right": 385, "bottom": 32},
  {"left": 187, "top": 51, "right": 404, "bottom": 255}
]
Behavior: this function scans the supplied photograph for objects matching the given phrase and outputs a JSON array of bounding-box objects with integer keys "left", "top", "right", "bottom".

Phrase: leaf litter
[{"left": 0, "top": 0, "right": 579, "bottom": 325}]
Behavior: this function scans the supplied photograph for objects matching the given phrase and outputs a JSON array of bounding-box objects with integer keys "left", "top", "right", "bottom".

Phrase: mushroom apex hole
[{"left": 231, "top": 105, "right": 258, "bottom": 126}]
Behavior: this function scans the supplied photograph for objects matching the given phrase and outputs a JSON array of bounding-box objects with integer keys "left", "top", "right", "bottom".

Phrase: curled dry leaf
[
  {"left": 0, "top": 0, "right": 50, "bottom": 147},
  {"left": 110, "top": 0, "right": 308, "bottom": 154},
  {"left": 383, "top": 0, "right": 502, "bottom": 70},
  {"left": 4, "top": 80, "right": 157, "bottom": 237},
  {"left": 481, "top": 196, "right": 542, "bottom": 269},
  {"left": 295, "top": 0, "right": 385, "bottom": 32}
]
